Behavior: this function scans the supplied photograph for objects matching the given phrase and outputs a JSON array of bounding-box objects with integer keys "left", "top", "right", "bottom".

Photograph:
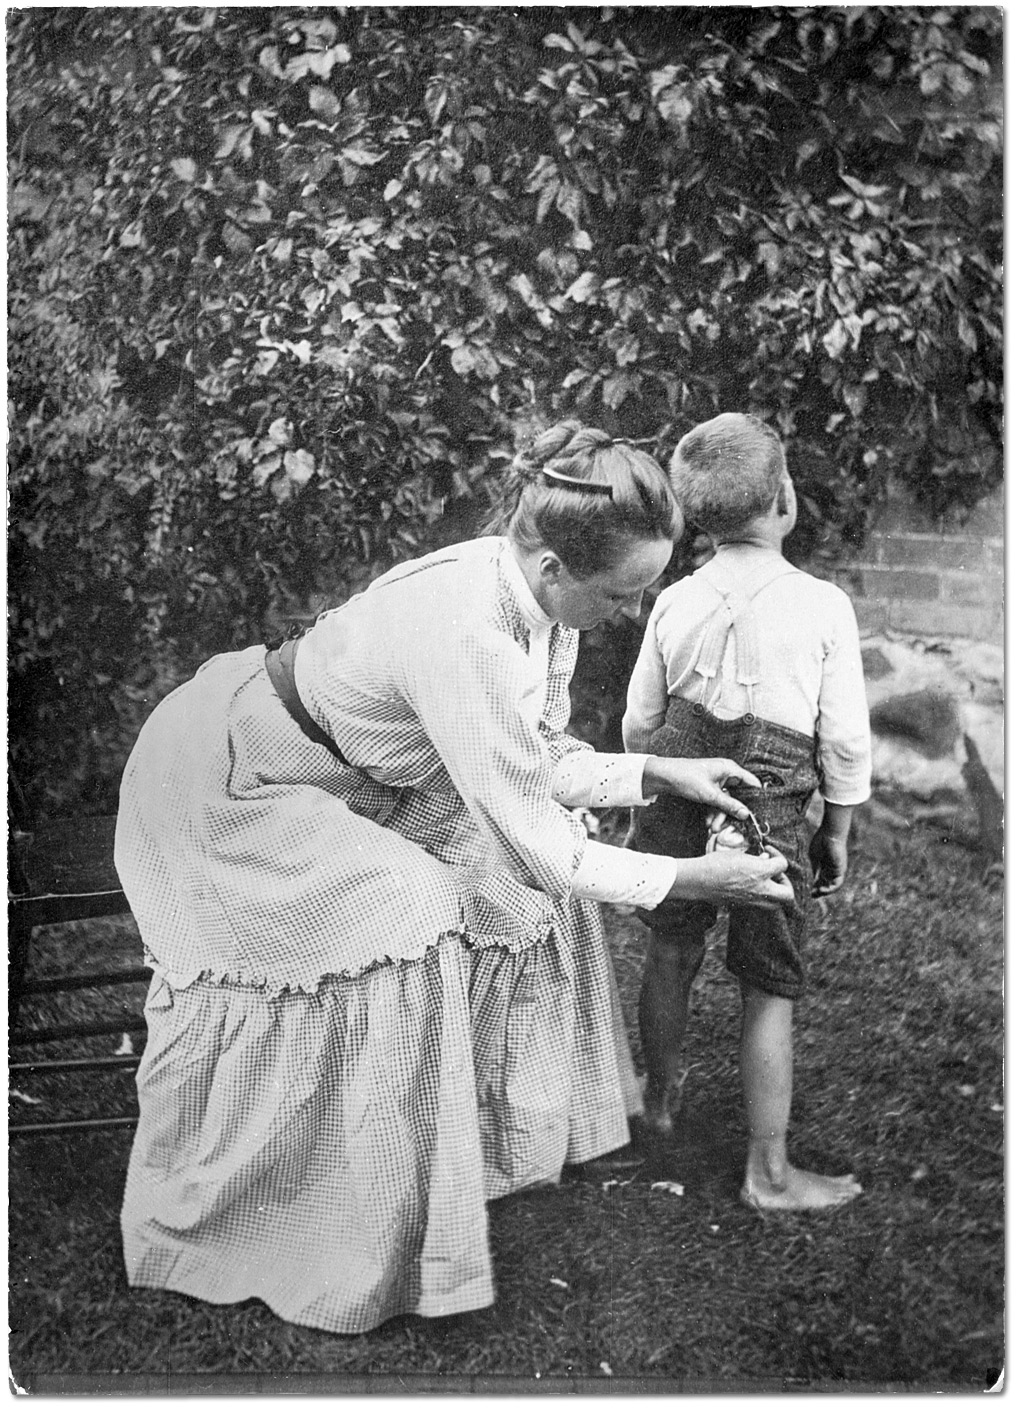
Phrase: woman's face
[{"left": 537, "top": 537, "right": 674, "bottom": 631}]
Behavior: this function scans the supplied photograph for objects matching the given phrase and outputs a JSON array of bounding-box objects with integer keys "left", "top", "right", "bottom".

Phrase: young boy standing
[{"left": 623, "top": 413, "right": 871, "bottom": 1211}]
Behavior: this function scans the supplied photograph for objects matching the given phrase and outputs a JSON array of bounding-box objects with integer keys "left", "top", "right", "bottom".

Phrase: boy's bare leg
[
  {"left": 638, "top": 935, "right": 704, "bottom": 1136},
  {"left": 739, "top": 982, "right": 862, "bottom": 1210}
]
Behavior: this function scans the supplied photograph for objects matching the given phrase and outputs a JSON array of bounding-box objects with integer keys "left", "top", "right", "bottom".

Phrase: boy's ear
[{"left": 776, "top": 480, "right": 792, "bottom": 517}]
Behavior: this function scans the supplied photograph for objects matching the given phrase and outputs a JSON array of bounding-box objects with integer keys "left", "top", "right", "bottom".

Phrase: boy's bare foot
[{"left": 740, "top": 1165, "right": 862, "bottom": 1212}]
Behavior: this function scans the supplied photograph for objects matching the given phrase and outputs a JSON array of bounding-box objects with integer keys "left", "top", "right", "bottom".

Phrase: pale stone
[{"left": 860, "top": 631, "right": 1003, "bottom": 802}]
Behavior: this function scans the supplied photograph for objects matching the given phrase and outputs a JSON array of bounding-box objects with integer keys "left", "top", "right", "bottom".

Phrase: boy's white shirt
[{"left": 622, "top": 544, "right": 872, "bottom": 807}]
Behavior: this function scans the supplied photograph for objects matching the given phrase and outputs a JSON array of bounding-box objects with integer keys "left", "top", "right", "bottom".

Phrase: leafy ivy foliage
[{"left": 8, "top": 6, "right": 1002, "bottom": 812}]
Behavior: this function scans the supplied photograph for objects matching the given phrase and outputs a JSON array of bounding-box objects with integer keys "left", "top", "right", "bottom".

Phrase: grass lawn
[{"left": 8, "top": 820, "right": 1003, "bottom": 1392}]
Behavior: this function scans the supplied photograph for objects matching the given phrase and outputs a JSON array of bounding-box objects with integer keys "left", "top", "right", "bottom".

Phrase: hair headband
[{"left": 540, "top": 467, "right": 614, "bottom": 499}]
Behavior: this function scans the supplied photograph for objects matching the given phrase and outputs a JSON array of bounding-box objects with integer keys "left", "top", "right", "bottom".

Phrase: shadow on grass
[{"left": 9, "top": 826, "right": 1003, "bottom": 1390}]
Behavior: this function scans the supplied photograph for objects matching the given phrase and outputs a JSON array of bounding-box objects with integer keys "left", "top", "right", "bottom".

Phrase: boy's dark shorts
[{"left": 633, "top": 698, "right": 820, "bottom": 1002}]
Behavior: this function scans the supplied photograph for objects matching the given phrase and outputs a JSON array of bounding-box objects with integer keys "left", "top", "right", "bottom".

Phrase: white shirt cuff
[
  {"left": 552, "top": 752, "right": 650, "bottom": 810},
  {"left": 570, "top": 840, "right": 676, "bottom": 907}
]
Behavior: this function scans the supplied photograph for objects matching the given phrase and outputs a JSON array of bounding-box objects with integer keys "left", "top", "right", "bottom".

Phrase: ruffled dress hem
[{"left": 141, "top": 909, "right": 557, "bottom": 998}]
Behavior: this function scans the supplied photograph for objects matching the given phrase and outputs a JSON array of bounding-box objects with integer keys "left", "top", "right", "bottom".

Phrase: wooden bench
[{"left": 9, "top": 779, "right": 148, "bottom": 1137}]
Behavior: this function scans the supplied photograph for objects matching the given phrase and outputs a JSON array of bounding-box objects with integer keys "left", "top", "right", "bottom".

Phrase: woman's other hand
[
  {"left": 642, "top": 756, "right": 762, "bottom": 821},
  {"left": 669, "top": 845, "right": 795, "bottom": 911}
]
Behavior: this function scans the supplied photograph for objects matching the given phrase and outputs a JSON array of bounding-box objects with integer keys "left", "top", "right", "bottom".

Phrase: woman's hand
[
  {"left": 642, "top": 756, "right": 762, "bottom": 822},
  {"left": 668, "top": 845, "right": 796, "bottom": 912}
]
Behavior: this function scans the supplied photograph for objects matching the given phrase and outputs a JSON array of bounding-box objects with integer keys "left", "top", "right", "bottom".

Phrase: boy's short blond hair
[{"left": 669, "top": 413, "right": 787, "bottom": 537}]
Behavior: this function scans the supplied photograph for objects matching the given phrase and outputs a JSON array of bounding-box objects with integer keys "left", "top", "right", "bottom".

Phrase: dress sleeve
[
  {"left": 552, "top": 752, "right": 650, "bottom": 809},
  {"left": 570, "top": 839, "right": 676, "bottom": 906},
  {"left": 622, "top": 601, "right": 671, "bottom": 755},
  {"left": 817, "top": 592, "right": 873, "bottom": 806},
  {"left": 537, "top": 621, "right": 594, "bottom": 770},
  {"left": 400, "top": 618, "right": 587, "bottom": 900}
]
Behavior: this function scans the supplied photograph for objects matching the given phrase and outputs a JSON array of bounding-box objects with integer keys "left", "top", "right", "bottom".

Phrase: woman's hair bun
[
  {"left": 519, "top": 421, "right": 610, "bottom": 474},
  {"left": 483, "top": 420, "right": 683, "bottom": 578}
]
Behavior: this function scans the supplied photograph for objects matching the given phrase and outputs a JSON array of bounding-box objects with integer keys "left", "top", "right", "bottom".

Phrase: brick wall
[{"left": 811, "top": 482, "right": 1004, "bottom": 644}]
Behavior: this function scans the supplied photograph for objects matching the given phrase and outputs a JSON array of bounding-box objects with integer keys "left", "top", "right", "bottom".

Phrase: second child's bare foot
[
  {"left": 637, "top": 1071, "right": 687, "bottom": 1143},
  {"left": 633, "top": 1108, "right": 675, "bottom": 1147},
  {"left": 740, "top": 1166, "right": 862, "bottom": 1212}
]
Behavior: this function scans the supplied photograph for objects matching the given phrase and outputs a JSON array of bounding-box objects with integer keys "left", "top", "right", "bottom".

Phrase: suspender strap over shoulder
[{"left": 693, "top": 557, "right": 800, "bottom": 713}]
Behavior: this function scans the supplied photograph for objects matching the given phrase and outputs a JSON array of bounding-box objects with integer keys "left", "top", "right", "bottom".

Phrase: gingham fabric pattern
[
  {"left": 114, "top": 537, "right": 597, "bottom": 992},
  {"left": 115, "top": 534, "right": 642, "bottom": 1332},
  {"left": 295, "top": 536, "right": 597, "bottom": 955},
  {"left": 624, "top": 543, "right": 872, "bottom": 805},
  {"left": 115, "top": 646, "right": 468, "bottom": 992},
  {"left": 471, "top": 894, "right": 643, "bottom": 1200},
  {"left": 122, "top": 939, "right": 493, "bottom": 1335}
]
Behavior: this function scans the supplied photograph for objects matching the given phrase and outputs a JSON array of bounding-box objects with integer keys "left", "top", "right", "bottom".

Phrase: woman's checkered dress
[{"left": 115, "top": 537, "right": 639, "bottom": 1335}]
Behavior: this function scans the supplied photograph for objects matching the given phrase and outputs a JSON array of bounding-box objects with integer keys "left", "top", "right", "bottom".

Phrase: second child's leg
[
  {"left": 638, "top": 935, "right": 704, "bottom": 1137},
  {"left": 739, "top": 982, "right": 862, "bottom": 1211}
]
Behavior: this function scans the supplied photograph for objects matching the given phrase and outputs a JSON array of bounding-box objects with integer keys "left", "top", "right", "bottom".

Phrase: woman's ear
[{"left": 536, "top": 550, "right": 564, "bottom": 585}]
